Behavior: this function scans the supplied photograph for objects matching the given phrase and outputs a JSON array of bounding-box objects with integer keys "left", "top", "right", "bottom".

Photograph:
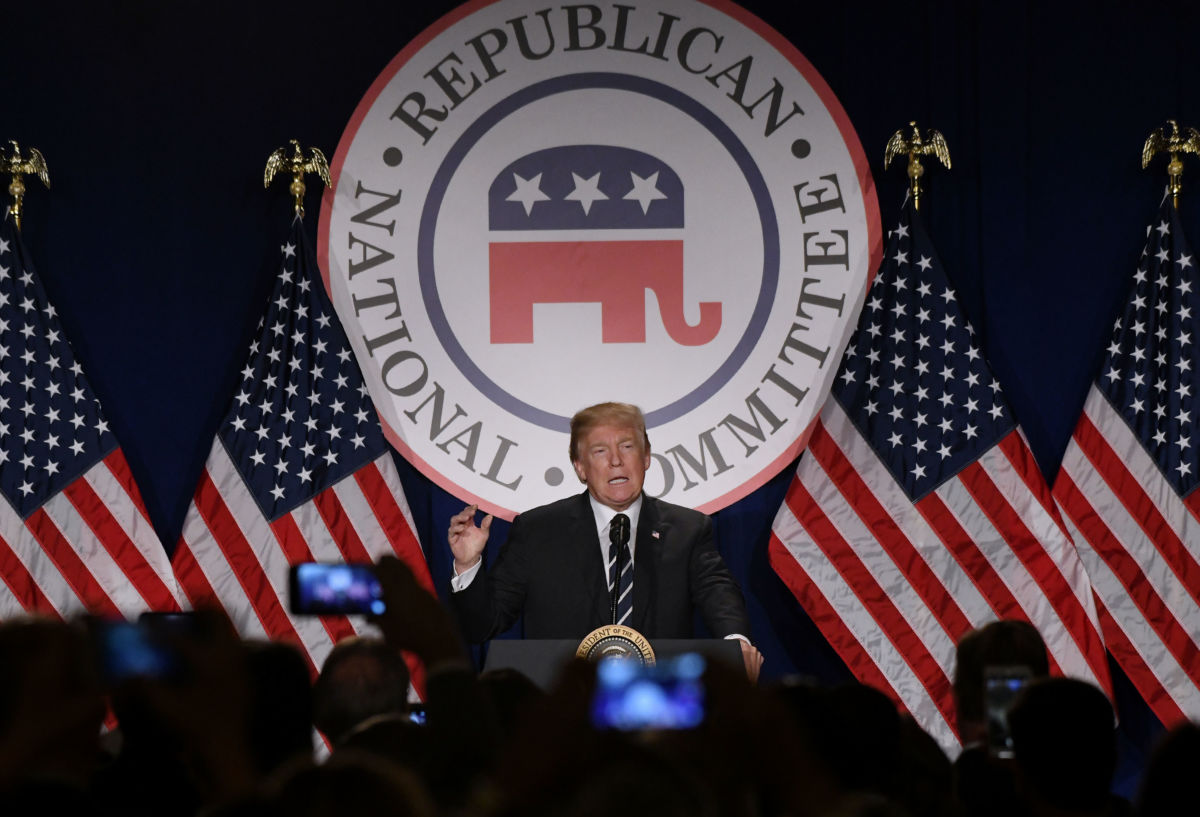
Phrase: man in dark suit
[{"left": 447, "top": 402, "right": 762, "bottom": 680}]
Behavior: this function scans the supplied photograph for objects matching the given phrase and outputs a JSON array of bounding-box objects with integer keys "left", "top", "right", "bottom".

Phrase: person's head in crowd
[
  {"left": 953, "top": 619, "right": 1049, "bottom": 745},
  {"left": 1008, "top": 677, "right": 1116, "bottom": 816},
  {"left": 336, "top": 716, "right": 433, "bottom": 786},
  {"left": 895, "top": 715, "right": 957, "bottom": 817},
  {"left": 478, "top": 667, "right": 545, "bottom": 737},
  {"left": 818, "top": 793, "right": 912, "bottom": 817},
  {"left": 782, "top": 682, "right": 905, "bottom": 801},
  {"left": 555, "top": 734, "right": 718, "bottom": 817},
  {"left": 774, "top": 680, "right": 956, "bottom": 817},
  {"left": 93, "top": 609, "right": 259, "bottom": 816},
  {"left": 766, "top": 681, "right": 845, "bottom": 814},
  {"left": 313, "top": 636, "right": 410, "bottom": 745},
  {"left": 243, "top": 640, "right": 313, "bottom": 776},
  {"left": 822, "top": 683, "right": 903, "bottom": 797},
  {"left": 0, "top": 617, "right": 105, "bottom": 792},
  {"left": 265, "top": 751, "right": 434, "bottom": 817},
  {"left": 1137, "top": 720, "right": 1200, "bottom": 817},
  {"left": 491, "top": 656, "right": 820, "bottom": 817}
]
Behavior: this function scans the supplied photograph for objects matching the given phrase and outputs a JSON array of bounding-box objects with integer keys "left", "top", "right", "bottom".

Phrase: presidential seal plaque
[
  {"left": 576, "top": 624, "right": 656, "bottom": 665},
  {"left": 321, "top": 0, "right": 881, "bottom": 519}
]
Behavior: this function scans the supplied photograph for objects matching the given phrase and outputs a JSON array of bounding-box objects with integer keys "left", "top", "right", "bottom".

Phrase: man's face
[{"left": 572, "top": 423, "right": 650, "bottom": 511}]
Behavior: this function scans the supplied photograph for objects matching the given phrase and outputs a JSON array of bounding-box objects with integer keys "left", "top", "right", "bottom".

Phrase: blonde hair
[{"left": 568, "top": 402, "right": 650, "bottom": 462}]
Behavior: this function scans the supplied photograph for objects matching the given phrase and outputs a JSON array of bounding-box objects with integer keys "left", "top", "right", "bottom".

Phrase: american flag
[
  {"left": 769, "top": 198, "right": 1111, "bottom": 754},
  {"left": 171, "top": 216, "right": 433, "bottom": 683},
  {"left": 1053, "top": 198, "right": 1200, "bottom": 727},
  {"left": 0, "top": 214, "right": 183, "bottom": 620}
]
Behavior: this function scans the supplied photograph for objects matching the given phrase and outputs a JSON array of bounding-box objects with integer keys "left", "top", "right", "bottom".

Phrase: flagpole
[
  {"left": 2, "top": 141, "right": 51, "bottom": 232},
  {"left": 264, "top": 139, "right": 332, "bottom": 220},
  {"left": 1141, "top": 119, "right": 1200, "bottom": 209},
  {"left": 883, "top": 121, "right": 951, "bottom": 211}
]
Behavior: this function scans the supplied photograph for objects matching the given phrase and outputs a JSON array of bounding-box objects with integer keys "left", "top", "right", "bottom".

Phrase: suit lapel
[
  {"left": 630, "top": 495, "right": 659, "bottom": 634},
  {"left": 569, "top": 491, "right": 609, "bottom": 626}
]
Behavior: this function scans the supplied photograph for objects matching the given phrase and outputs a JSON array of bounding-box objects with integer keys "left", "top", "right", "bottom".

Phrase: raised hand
[{"left": 447, "top": 504, "right": 492, "bottom": 573}]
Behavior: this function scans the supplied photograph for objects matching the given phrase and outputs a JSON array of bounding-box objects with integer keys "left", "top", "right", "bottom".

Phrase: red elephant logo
[
  {"left": 489, "top": 240, "right": 721, "bottom": 345},
  {"left": 487, "top": 145, "right": 721, "bottom": 346}
]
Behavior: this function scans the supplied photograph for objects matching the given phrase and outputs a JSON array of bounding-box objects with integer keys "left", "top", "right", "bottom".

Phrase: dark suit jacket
[{"left": 450, "top": 491, "right": 750, "bottom": 642}]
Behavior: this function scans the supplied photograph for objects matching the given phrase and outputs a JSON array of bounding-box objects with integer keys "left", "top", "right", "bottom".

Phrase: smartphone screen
[
  {"left": 90, "top": 618, "right": 180, "bottom": 683},
  {"left": 288, "top": 563, "right": 384, "bottom": 616},
  {"left": 591, "top": 653, "right": 706, "bottom": 730},
  {"left": 984, "top": 665, "right": 1032, "bottom": 758}
]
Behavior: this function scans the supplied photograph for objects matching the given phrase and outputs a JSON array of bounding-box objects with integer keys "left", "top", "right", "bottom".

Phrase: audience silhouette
[{"left": 0, "top": 573, "right": 1189, "bottom": 817}]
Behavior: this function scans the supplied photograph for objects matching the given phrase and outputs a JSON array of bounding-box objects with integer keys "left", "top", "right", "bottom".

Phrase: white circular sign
[{"left": 320, "top": 0, "right": 880, "bottom": 519}]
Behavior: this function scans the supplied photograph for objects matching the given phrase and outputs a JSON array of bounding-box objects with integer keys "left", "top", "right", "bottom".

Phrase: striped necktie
[{"left": 608, "top": 513, "right": 633, "bottom": 626}]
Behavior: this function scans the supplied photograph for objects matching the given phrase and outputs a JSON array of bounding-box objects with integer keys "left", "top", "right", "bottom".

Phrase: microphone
[
  {"left": 610, "top": 513, "right": 630, "bottom": 548},
  {"left": 609, "top": 513, "right": 630, "bottom": 625}
]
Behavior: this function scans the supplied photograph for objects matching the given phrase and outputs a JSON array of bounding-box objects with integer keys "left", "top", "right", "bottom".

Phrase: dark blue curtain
[{"left": 6, "top": 0, "right": 1197, "bottom": 795}]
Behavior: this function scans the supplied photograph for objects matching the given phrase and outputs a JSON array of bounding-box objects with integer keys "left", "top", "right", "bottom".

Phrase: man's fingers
[
  {"left": 739, "top": 641, "right": 763, "bottom": 684},
  {"left": 448, "top": 505, "right": 481, "bottom": 543},
  {"left": 480, "top": 513, "right": 493, "bottom": 532}
]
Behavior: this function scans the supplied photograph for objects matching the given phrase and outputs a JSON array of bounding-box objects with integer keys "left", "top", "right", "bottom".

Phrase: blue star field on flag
[
  {"left": 831, "top": 198, "right": 1015, "bottom": 500},
  {"left": 218, "top": 218, "right": 389, "bottom": 520},
  {"left": 0, "top": 216, "right": 116, "bottom": 518},
  {"left": 1096, "top": 198, "right": 1199, "bottom": 497}
]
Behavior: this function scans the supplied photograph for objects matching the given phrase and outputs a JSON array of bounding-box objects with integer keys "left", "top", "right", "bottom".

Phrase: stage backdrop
[{"left": 6, "top": 0, "right": 1199, "bottom": 793}]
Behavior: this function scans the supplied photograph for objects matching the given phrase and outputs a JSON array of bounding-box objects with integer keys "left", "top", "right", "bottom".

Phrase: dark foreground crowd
[{"left": 1, "top": 558, "right": 1195, "bottom": 817}]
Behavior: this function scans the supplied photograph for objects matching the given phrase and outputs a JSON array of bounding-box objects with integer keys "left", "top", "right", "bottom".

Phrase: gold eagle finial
[
  {"left": 264, "top": 139, "right": 331, "bottom": 217},
  {"left": 883, "top": 122, "right": 951, "bottom": 211},
  {"left": 1142, "top": 120, "right": 1200, "bottom": 208},
  {"left": 4, "top": 141, "right": 51, "bottom": 232}
]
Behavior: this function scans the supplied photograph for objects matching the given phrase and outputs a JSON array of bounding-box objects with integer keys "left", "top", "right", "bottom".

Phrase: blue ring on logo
[{"left": 419, "top": 72, "right": 779, "bottom": 432}]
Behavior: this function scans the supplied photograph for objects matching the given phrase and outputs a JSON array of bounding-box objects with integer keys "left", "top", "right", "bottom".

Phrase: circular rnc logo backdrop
[{"left": 320, "top": 0, "right": 881, "bottom": 519}]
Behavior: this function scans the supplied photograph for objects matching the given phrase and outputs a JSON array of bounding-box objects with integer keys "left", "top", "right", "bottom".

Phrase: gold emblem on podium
[{"left": 576, "top": 625, "right": 656, "bottom": 664}]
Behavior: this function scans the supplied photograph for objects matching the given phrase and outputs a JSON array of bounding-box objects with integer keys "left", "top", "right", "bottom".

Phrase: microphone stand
[{"left": 609, "top": 515, "right": 630, "bottom": 624}]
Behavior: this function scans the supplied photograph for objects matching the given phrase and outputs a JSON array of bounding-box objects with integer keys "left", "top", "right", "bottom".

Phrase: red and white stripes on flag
[
  {"left": 170, "top": 217, "right": 434, "bottom": 688},
  {"left": 1055, "top": 388, "right": 1200, "bottom": 726},
  {"left": 0, "top": 450, "right": 185, "bottom": 620},
  {"left": 172, "top": 444, "right": 431, "bottom": 679},
  {"left": 769, "top": 198, "right": 1109, "bottom": 755},
  {"left": 770, "top": 405, "right": 1111, "bottom": 754},
  {"left": 0, "top": 214, "right": 183, "bottom": 622},
  {"left": 1051, "top": 198, "right": 1200, "bottom": 728}
]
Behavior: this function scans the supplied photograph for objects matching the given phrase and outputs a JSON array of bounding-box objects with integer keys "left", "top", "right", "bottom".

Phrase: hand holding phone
[
  {"left": 984, "top": 665, "right": 1032, "bottom": 758},
  {"left": 90, "top": 614, "right": 196, "bottom": 683}
]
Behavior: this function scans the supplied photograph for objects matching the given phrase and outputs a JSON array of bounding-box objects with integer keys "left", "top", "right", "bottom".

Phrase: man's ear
[{"left": 573, "top": 459, "right": 587, "bottom": 483}]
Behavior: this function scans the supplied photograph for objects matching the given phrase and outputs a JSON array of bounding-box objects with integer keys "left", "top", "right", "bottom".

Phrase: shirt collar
[{"left": 588, "top": 492, "right": 643, "bottom": 544}]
